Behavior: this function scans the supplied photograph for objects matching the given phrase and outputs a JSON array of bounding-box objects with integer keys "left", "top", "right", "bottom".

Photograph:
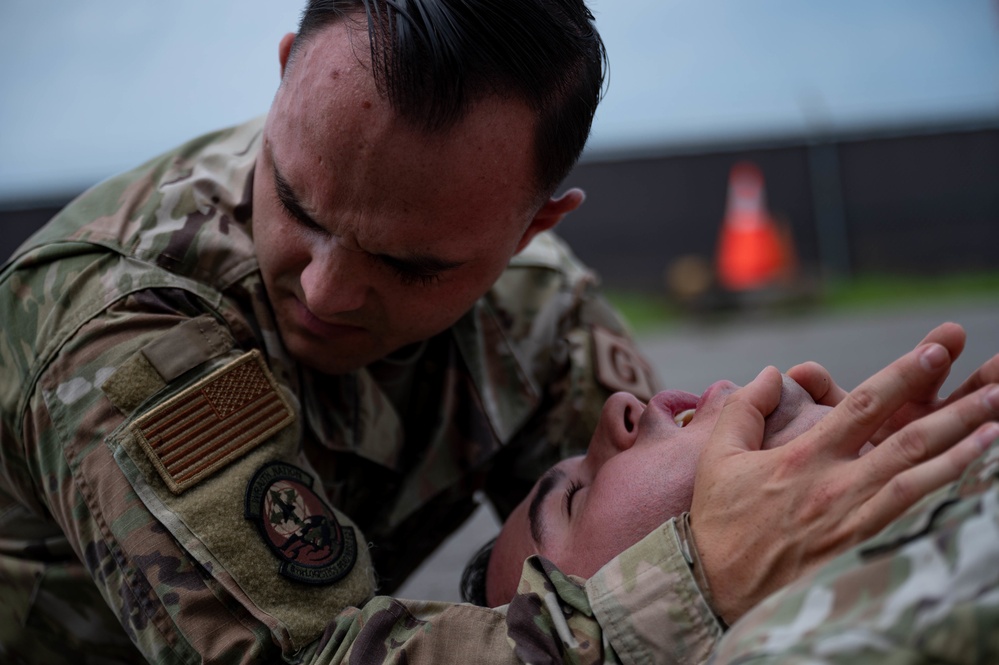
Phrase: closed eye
[
  {"left": 271, "top": 159, "right": 328, "bottom": 235},
  {"left": 378, "top": 252, "right": 464, "bottom": 287},
  {"left": 563, "top": 479, "right": 583, "bottom": 517},
  {"left": 380, "top": 256, "right": 444, "bottom": 286}
]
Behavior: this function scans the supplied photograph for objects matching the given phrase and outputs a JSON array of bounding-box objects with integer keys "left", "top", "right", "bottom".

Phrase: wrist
[{"left": 677, "top": 512, "right": 729, "bottom": 630}]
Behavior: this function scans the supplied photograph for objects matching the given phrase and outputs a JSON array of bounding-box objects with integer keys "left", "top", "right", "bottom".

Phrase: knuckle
[
  {"left": 948, "top": 385, "right": 995, "bottom": 428},
  {"left": 890, "top": 426, "right": 929, "bottom": 466},
  {"left": 887, "top": 475, "right": 918, "bottom": 512},
  {"left": 842, "top": 386, "right": 883, "bottom": 428}
]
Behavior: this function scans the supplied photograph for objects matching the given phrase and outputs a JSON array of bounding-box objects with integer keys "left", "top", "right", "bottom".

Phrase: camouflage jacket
[
  {"left": 711, "top": 435, "right": 999, "bottom": 664},
  {"left": 0, "top": 118, "right": 722, "bottom": 664}
]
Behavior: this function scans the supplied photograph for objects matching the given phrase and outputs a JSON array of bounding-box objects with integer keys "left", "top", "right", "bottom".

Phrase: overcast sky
[{"left": 1, "top": 0, "right": 997, "bottom": 204}]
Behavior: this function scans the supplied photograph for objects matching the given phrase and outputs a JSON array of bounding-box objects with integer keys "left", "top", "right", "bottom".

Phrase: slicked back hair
[{"left": 289, "top": 0, "right": 607, "bottom": 198}]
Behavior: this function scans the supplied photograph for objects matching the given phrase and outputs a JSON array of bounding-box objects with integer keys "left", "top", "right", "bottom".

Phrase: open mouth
[{"left": 674, "top": 409, "right": 695, "bottom": 427}]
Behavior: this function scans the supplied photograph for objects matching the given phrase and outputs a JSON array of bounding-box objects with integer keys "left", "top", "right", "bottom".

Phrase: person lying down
[
  {"left": 469, "top": 342, "right": 998, "bottom": 620},
  {"left": 461, "top": 329, "right": 999, "bottom": 663},
  {"left": 480, "top": 373, "right": 840, "bottom": 608}
]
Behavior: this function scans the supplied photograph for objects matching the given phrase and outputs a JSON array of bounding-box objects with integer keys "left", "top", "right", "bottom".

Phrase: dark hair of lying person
[{"left": 460, "top": 537, "right": 497, "bottom": 607}]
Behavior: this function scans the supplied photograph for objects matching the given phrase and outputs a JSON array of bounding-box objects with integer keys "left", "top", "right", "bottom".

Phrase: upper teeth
[{"left": 674, "top": 409, "right": 696, "bottom": 427}]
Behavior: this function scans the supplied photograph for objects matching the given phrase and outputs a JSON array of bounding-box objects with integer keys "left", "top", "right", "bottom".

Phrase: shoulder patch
[
  {"left": 131, "top": 350, "right": 294, "bottom": 494},
  {"left": 592, "top": 325, "right": 657, "bottom": 402},
  {"left": 141, "top": 314, "right": 234, "bottom": 381},
  {"left": 245, "top": 462, "right": 357, "bottom": 586}
]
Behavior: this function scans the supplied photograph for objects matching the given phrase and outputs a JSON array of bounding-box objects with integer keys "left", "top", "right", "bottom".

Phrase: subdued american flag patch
[{"left": 132, "top": 350, "right": 294, "bottom": 494}]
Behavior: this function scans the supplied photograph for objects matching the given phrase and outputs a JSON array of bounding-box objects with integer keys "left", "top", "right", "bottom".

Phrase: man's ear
[
  {"left": 278, "top": 33, "right": 297, "bottom": 79},
  {"left": 514, "top": 188, "right": 586, "bottom": 254}
]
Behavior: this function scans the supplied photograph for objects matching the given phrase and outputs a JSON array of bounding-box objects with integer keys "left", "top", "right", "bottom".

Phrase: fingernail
[
  {"left": 754, "top": 366, "right": 777, "bottom": 382},
  {"left": 975, "top": 422, "right": 999, "bottom": 452},
  {"left": 919, "top": 344, "right": 948, "bottom": 371},
  {"left": 985, "top": 385, "right": 999, "bottom": 412}
]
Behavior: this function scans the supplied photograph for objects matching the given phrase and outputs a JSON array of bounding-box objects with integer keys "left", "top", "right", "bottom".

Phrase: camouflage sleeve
[
  {"left": 286, "top": 517, "right": 722, "bottom": 665},
  {"left": 305, "top": 532, "right": 707, "bottom": 665},
  {"left": 586, "top": 517, "right": 726, "bottom": 665},
  {"left": 709, "top": 435, "right": 999, "bottom": 665},
  {"left": 2, "top": 283, "right": 328, "bottom": 662},
  {"left": 1, "top": 259, "right": 708, "bottom": 664},
  {"left": 305, "top": 558, "right": 609, "bottom": 665}
]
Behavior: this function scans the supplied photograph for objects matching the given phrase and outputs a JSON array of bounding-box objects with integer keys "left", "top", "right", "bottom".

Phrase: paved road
[{"left": 396, "top": 298, "right": 999, "bottom": 602}]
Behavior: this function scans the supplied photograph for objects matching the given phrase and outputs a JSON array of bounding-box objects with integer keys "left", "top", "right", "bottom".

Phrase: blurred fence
[
  {"left": 557, "top": 120, "right": 999, "bottom": 295},
  {"left": 3, "top": 120, "right": 998, "bottom": 294}
]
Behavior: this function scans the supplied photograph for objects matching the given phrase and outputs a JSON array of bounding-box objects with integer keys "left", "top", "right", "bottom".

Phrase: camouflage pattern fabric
[
  {"left": 710, "top": 435, "right": 999, "bottom": 665},
  {"left": 0, "top": 117, "right": 719, "bottom": 664}
]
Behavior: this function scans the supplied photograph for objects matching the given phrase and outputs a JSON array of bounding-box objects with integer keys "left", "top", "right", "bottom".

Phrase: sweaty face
[
  {"left": 486, "top": 376, "right": 834, "bottom": 606},
  {"left": 252, "top": 22, "right": 547, "bottom": 374}
]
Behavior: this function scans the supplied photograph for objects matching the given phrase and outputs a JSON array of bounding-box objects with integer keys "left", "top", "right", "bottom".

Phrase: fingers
[
  {"left": 809, "top": 343, "right": 955, "bottom": 457},
  {"left": 786, "top": 324, "right": 964, "bottom": 410},
  {"left": 908, "top": 322, "right": 966, "bottom": 403},
  {"left": 859, "top": 382, "right": 999, "bottom": 490},
  {"left": 940, "top": 352, "right": 999, "bottom": 406},
  {"left": 858, "top": 416, "right": 999, "bottom": 539},
  {"left": 787, "top": 361, "right": 846, "bottom": 406},
  {"left": 916, "top": 322, "right": 966, "bottom": 361},
  {"left": 704, "top": 366, "right": 782, "bottom": 457}
]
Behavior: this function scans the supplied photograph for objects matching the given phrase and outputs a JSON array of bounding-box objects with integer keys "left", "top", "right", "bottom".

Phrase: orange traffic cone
[{"left": 716, "top": 162, "right": 788, "bottom": 292}]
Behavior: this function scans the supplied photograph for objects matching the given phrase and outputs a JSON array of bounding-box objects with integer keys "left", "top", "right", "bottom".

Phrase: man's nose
[
  {"left": 586, "top": 392, "right": 641, "bottom": 468},
  {"left": 299, "top": 243, "right": 367, "bottom": 317}
]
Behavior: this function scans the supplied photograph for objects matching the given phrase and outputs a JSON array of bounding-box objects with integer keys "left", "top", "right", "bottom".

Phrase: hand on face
[
  {"left": 486, "top": 372, "right": 833, "bottom": 607},
  {"left": 691, "top": 336, "right": 999, "bottom": 624}
]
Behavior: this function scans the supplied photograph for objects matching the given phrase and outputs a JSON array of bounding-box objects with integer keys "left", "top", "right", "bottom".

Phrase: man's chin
[
  {"left": 760, "top": 375, "right": 833, "bottom": 450},
  {"left": 295, "top": 354, "right": 377, "bottom": 376},
  {"left": 283, "top": 332, "right": 385, "bottom": 376}
]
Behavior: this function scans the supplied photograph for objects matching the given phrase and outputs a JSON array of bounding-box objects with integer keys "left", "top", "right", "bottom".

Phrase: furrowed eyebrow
[
  {"left": 269, "top": 148, "right": 464, "bottom": 275},
  {"left": 528, "top": 467, "right": 565, "bottom": 546}
]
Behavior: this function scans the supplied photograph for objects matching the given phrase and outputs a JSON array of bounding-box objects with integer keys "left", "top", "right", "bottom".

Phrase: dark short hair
[
  {"left": 460, "top": 536, "right": 497, "bottom": 606},
  {"left": 291, "top": 0, "right": 607, "bottom": 197}
]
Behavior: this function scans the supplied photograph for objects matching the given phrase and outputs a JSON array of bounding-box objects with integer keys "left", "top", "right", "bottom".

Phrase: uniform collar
[{"left": 449, "top": 295, "right": 541, "bottom": 446}]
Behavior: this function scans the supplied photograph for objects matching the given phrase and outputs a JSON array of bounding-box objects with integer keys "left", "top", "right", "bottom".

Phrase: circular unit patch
[{"left": 245, "top": 461, "right": 357, "bottom": 585}]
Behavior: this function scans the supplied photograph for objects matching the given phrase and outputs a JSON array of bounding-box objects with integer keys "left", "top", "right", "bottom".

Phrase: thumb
[
  {"left": 787, "top": 361, "right": 847, "bottom": 407},
  {"left": 706, "top": 366, "right": 783, "bottom": 457}
]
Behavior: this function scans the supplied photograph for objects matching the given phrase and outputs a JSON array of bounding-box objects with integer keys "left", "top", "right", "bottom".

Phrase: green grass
[
  {"left": 605, "top": 271, "right": 999, "bottom": 334},
  {"left": 603, "top": 289, "right": 683, "bottom": 332},
  {"left": 821, "top": 272, "right": 999, "bottom": 311}
]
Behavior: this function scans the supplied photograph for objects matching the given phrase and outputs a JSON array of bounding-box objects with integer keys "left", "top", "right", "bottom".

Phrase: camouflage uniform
[
  {"left": 711, "top": 435, "right": 999, "bottom": 665},
  {"left": 0, "top": 117, "right": 722, "bottom": 664}
]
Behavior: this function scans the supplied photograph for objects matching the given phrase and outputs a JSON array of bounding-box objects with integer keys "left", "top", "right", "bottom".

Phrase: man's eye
[
  {"left": 382, "top": 258, "right": 442, "bottom": 286},
  {"left": 563, "top": 480, "right": 583, "bottom": 517},
  {"left": 298, "top": 216, "right": 326, "bottom": 234},
  {"left": 293, "top": 213, "right": 326, "bottom": 235},
  {"left": 395, "top": 269, "right": 441, "bottom": 286},
  {"left": 276, "top": 196, "right": 327, "bottom": 235}
]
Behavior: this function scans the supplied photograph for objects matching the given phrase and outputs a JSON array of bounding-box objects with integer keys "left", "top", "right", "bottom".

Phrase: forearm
[
  {"left": 587, "top": 518, "right": 725, "bottom": 665},
  {"left": 709, "top": 433, "right": 999, "bottom": 664},
  {"left": 315, "top": 526, "right": 723, "bottom": 665}
]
